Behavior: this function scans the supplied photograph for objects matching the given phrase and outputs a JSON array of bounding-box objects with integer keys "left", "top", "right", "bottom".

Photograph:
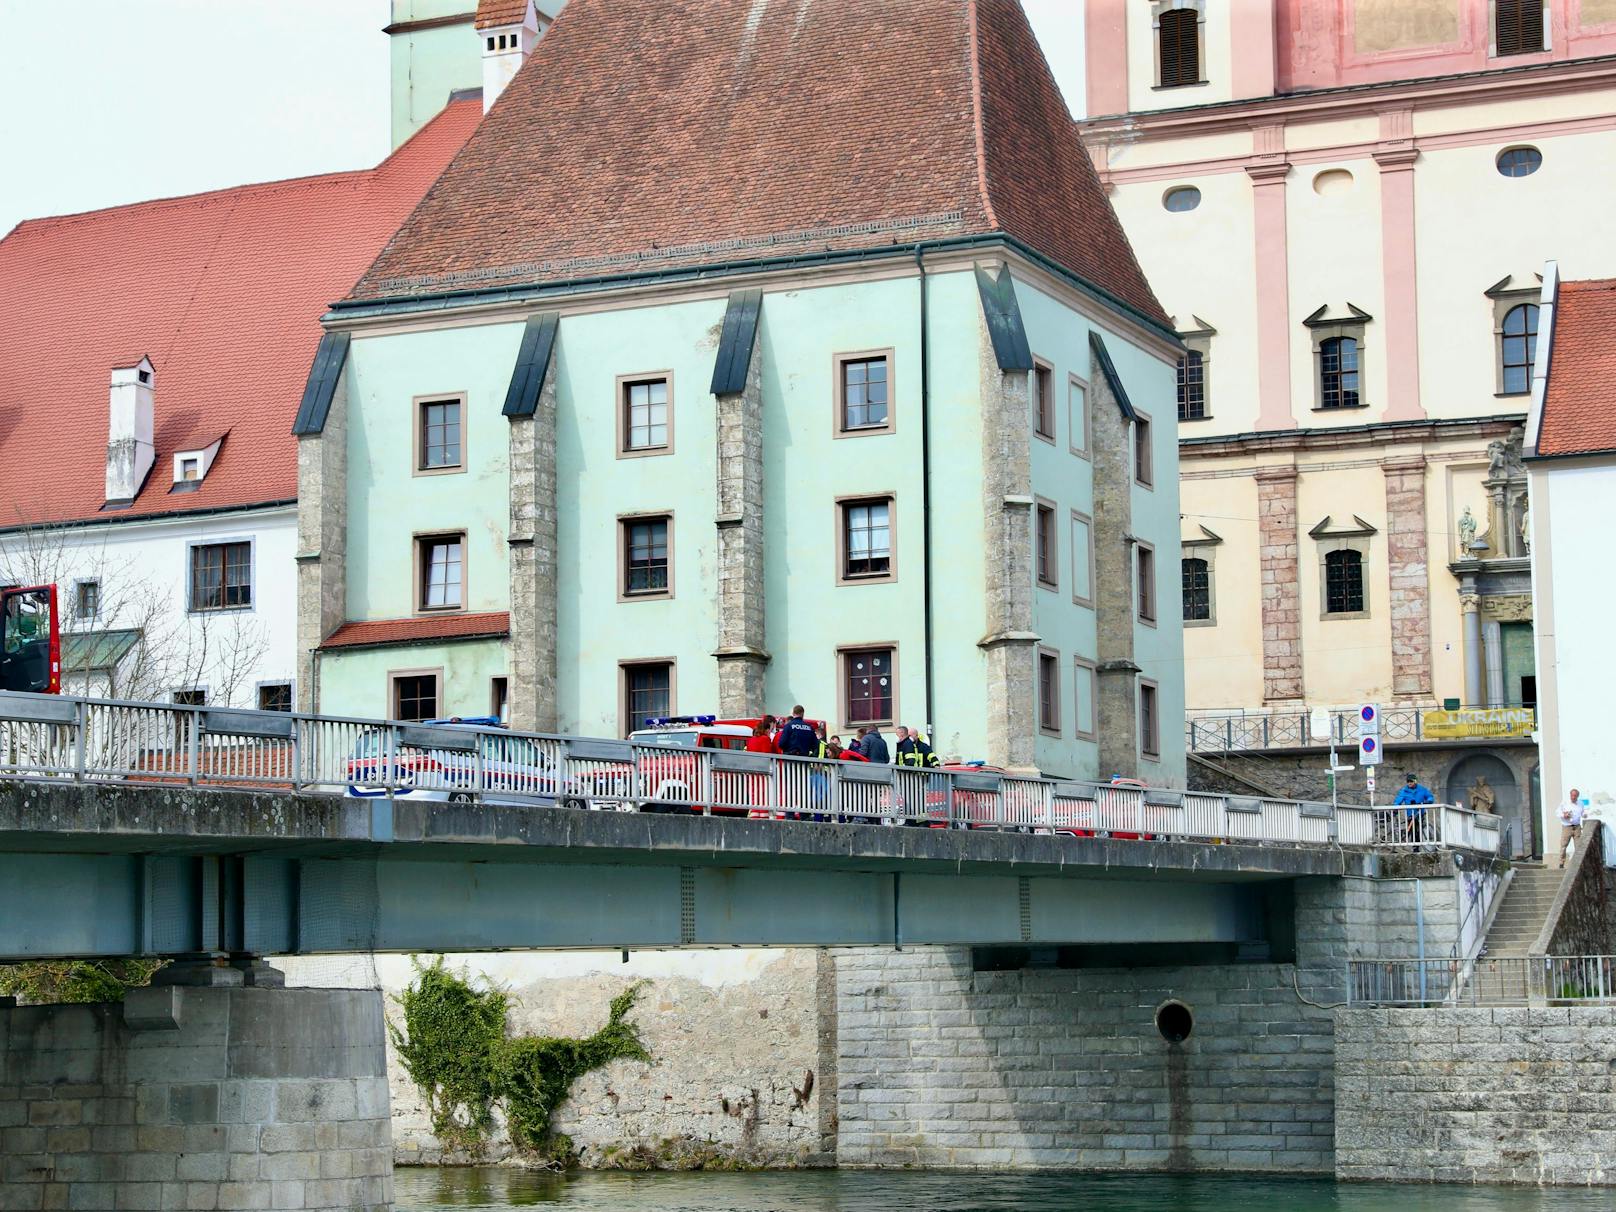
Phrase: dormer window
[
  {"left": 169, "top": 435, "right": 223, "bottom": 492},
  {"left": 486, "top": 36, "right": 496, "bottom": 50},
  {"left": 180, "top": 458, "right": 199, "bottom": 482}
]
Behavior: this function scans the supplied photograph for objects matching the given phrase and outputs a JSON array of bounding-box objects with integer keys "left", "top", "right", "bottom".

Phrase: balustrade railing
[
  {"left": 1349, "top": 955, "right": 1616, "bottom": 1007},
  {"left": 0, "top": 691, "right": 1500, "bottom": 853}
]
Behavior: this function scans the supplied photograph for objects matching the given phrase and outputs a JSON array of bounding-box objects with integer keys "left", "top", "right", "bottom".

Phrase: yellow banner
[{"left": 1420, "top": 707, "right": 1536, "bottom": 740}]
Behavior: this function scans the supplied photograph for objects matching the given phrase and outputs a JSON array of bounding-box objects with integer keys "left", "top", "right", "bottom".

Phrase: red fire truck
[
  {"left": 0, "top": 585, "right": 60, "bottom": 695},
  {"left": 626, "top": 714, "right": 827, "bottom": 815}
]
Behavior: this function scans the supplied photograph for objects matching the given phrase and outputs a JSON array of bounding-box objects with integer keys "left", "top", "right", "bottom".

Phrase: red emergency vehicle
[
  {"left": 626, "top": 714, "right": 827, "bottom": 815},
  {"left": 0, "top": 585, "right": 60, "bottom": 694}
]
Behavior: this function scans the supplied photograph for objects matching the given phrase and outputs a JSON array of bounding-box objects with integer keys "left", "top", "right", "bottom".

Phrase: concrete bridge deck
[{"left": 3, "top": 778, "right": 1375, "bottom": 959}]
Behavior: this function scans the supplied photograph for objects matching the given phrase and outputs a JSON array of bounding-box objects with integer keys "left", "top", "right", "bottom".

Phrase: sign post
[
  {"left": 1357, "top": 704, "right": 1381, "bottom": 806},
  {"left": 1310, "top": 708, "right": 1338, "bottom": 810}
]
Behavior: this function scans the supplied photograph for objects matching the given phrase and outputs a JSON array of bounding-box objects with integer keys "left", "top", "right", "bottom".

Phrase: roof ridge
[{"left": 965, "top": 0, "right": 999, "bottom": 231}]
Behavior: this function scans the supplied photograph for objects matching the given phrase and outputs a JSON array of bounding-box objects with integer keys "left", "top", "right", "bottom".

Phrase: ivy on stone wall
[
  {"left": 0, "top": 959, "right": 165, "bottom": 1005},
  {"left": 389, "top": 957, "right": 651, "bottom": 1162}
]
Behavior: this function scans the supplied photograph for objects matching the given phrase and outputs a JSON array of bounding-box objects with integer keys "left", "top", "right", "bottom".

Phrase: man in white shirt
[{"left": 1555, "top": 787, "right": 1586, "bottom": 869}]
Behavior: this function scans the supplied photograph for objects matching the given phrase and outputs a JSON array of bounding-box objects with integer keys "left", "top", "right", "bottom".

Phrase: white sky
[{"left": 0, "top": 0, "right": 1085, "bottom": 238}]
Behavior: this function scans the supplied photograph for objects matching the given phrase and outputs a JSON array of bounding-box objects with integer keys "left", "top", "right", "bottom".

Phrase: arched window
[
  {"left": 1182, "top": 557, "right": 1210, "bottom": 621},
  {"left": 1177, "top": 350, "right": 1205, "bottom": 420},
  {"left": 1324, "top": 549, "right": 1364, "bottom": 615},
  {"left": 1501, "top": 303, "right": 1538, "bottom": 394},
  {"left": 1158, "top": 7, "right": 1201, "bottom": 88},
  {"left": 1319, "top": 336, "right": 1360, "bottom": 409}
]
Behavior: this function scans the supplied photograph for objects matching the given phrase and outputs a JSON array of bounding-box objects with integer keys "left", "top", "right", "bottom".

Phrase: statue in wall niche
[
  {"left": 1457, "top": 506, "right": 1477, "bottom": 558},
  {"left": 1469, "top": 776, "right": 1497, "bottom": 816},
  {"left": 1487, "top": 440, "right": 1510, "bottom": 481},
  {"left": 1520, "top": 503, "right": 1532, "bottom": 554}
]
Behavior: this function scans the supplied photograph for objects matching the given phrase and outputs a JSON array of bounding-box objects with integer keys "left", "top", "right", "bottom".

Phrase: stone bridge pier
[{"left": 0, "top": 977, "right": 391, "bottom": 1211}]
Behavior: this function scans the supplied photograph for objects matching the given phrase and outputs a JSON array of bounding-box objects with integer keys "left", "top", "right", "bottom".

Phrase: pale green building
[{"left": 301, "top": 0, "right": 1186, "bottom": 783}]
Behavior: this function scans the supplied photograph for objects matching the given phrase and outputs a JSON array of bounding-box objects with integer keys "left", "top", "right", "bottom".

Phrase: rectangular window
[
  {"left": 173, "top": 688, "right": 206, "bottom": 707},
  {"left": 1035, "top": 501, "right": 1057, "bottom": 589},
  {"left": 838, "top": 497, "right": 894, "bottom": 583},
  {"left": 1177, "top": 351, "right": 1205, "bottom": 421},
  {"left": 1495, "top": 0, "right": 1545, "bottom": 56},
  {"left": 837, "top": 353, "right": 891, "bottom": 434},
  {"left": 1182, "top": 556, "right": 1211, "bottom": 622},
  {"left": 1157, "top": 6, "right": 1201, "bottom": 87},
  {"left": 1033, "top": 360, "right": 1055, "bottom": 442},
  {"left": 1068, "top": 375, "right": 1090, "bottom": 458},
  {"left": 392, "top": 671, "right": 440, "bottom": 722},
  {"left": 841, "top": 646, "right": 895, "bottom": 728},
  {"left": 418, "top": 397, "right": 463, "bottom": 471},
  {"left": 190, "top": 541, "right": 252, "bottom": 611},
  {"left": 1324, "top": 548, "right": 1366, "bottom": 615},
  {"left": 1074, "top": 657, "right": 1098, "bottom": 742},
  {"left": 180, "top": 457, "right": 200, "bottom": 481},
  {"left": 257, "top": 682, "right": 292, "bottom": 712},
  {"left": 1136, "top": 543, "right": 1157, "bottom": 624},
  {"left": 620, "top": 515, "right": 672, "bottom": 598},
  {"left": 490, "top": 676, "right": 509, "bottom": 722},
  {"left": 619, "top": 375, "right": 672, "bottom": 454},
  {"left": 1133, "top": 413, "right": 1153, "bottom": 487},
  {"left": 417, "top": 534, "right": 464, "bottom": 611},
  {"left": 74, "top": 579, "right": 100, "bottom": 621},
  {"left": 622, "top": 661, "right": 673, "bottom": 733},
  {"left": 1038, "top": 649, "right": 1060, "bottom": 736},
  {"left": 1140, "top": 681, "right": 1160, "bottom": 758},
  {"left": 1070, "top": 511, "right": 1095, "bottom": 607}
]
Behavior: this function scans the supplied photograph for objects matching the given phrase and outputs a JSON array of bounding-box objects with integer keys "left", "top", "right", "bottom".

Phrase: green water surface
[{"left": 394, "top": 1167, "right": 1609, "bottom": 1211}]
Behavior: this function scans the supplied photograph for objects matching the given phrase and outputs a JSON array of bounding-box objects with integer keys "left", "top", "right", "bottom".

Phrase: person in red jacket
[{"left": 745, "top": 716, "right": 780, "bottom": 754}]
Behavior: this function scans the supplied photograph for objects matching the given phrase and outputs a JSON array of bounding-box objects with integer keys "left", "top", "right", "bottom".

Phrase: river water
[{"left": 393, "top": 1167, "right": 1610, "bottom": 1211}]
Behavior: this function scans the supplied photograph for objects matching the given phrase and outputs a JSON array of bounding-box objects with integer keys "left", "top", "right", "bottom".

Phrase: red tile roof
[
  {"left": 0, "top": 99, "right": 480, "bottom": 529},
  {"left": 351, "top": 0, "right": 1167, "bottom": 328},
  {"left": 320, "top": 612, "right": 511, "bottom": 650},
  {"left": 476, "top": 0, "right": 532, "bottom": 28},
  {"left": 1540, "top": 277, "right": 1616, "bottom": 457}
]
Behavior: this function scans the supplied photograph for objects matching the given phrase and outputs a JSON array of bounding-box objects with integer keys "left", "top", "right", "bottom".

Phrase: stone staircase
[{"left": 1481, "top": 862, "right": 1566, "bottom": 957}]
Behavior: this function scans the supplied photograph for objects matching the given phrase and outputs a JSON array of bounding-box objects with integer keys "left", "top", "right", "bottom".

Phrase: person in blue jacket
[
  {"left": 777, "top": 705, "right": 819, "bottom": 759},
  {"left": 1393, "top": 772, "right": 1435, "bottom": 842}
]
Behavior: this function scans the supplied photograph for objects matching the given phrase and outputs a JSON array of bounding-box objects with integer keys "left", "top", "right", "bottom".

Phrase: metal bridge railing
[
  {"left": 1349, "top": 955, "right": 1616, "bottom": 1007},
  {"left": 1186, "top": 705, "right": 1439, "bottom": 754},
  {"left": 0, "top": 690, "right": 1501, "bottom": 853}
]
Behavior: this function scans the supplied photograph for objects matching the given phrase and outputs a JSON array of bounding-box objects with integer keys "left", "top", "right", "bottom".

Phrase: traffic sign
[
  {"left": 1359, "top": 734, "right": 1382, "bottom": 766},
  {"left": 1366, "top": 770, "right": 1377, "bottom": 792},
  {"left": 1357, "top": 704, "right": 1379, "bottom": 738}
]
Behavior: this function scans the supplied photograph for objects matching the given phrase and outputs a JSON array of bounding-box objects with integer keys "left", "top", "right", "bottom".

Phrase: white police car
[{"left": 344, "top": 716, "right": 581, "bottom": 807}]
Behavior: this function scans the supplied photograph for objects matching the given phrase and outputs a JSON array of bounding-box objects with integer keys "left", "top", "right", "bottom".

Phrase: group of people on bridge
[{"left": 744, "top": 706, "right": 943, "bottom": 768}]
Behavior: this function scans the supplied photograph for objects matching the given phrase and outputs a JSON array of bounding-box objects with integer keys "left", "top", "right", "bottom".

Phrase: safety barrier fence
[
  {"left": 1348, "top": 955, "right": 1616, "bottom": 1007},
  {"left": 0, "top": 691, "right": 1500, "bottom": 852}
]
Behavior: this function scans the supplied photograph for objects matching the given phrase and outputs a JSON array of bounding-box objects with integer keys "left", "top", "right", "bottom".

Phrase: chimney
[
  {"left": 106, "top": 356, "right": 156, "bottom": 505},
  {"left": 480, "top": 1, "right": 544, "bottom": 113}
]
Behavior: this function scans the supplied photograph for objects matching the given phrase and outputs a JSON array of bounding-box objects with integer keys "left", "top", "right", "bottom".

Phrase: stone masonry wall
[
  {"left": 286, "top": 949, "right": 831, "bottom": 1170},
  {"left": 0, "top": 987, "right": 390, "bottom": 1211},
  {"left": 1336, "top": 1007, "right": 1616, "bottom": 1184},
  {"left": 834, "top": 946, "right": 1338, "bottom": 1172},
  {"left": 1382, "top": 456, "right": 1434, "bottom": 699}
]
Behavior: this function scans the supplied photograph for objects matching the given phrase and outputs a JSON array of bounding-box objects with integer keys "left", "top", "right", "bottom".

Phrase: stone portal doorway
[{"left": 1446, "top": 752, "right": 1523, "bottom": 857}]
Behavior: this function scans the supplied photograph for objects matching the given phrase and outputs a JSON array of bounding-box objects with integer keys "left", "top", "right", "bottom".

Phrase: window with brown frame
[
  {"left": 417, "top": 534, "right": 464, "bottom": 611},
  {"left": 1137, "top": 543, "right": 1157, "bottom": 624},
  {"left": 1035, "top": 502, "right": 1057, "bottom": 589},
  {"left": 1140, "top": 681, "right": 1161, "bottom": 758},
  {"left": 621, "top": 376, "right": 671, "bottom": 453},
  {"left": 842, "top": 647, "right": 895, "bottom": 727},
  {"left": 1500, "top": 303, "right": 1538, "bottom": 395},
  {"left": 1177, "top": 350, "right": 1205, "bottom": 421},
  {"left": 1033, "top": 362, "right": 1055, "bottom": 441},
  {"left": 1038, "top": 650, "right": 1060, "bottom": 736},
  {"left": 1133, "top": 413, "right": 1154, "bottom": 487},
  {"left": 621, "top": 516, "right": 671, "bottom": 598},
  {"left": 1495, "top": 0, "right": 1544, "bottom": 57},
  {"left": 839, "top": 355, "right": 890, "bottom": 433},
  {"left": 1158, "top": 6, "right": 1201, "bottom": 87},
  {"left": 190, "top": 541, "right": 252, "bottom": 612},
  {"left": 622, "top": 662, "right": 673, "bottom": 732},
  {"left": 418, "top": 397, "right": 463, "bottom": 470},
  {"left": 1319, "top": 337, "right": 1360, "bottom": 410},
  {"left": 839, "top": 498, "right": 893, "bottom": 582},
  {"left": 257, "top": 682, "right": 292, "bottom": 713},
  {"left": 392, "top": 672, "right": 440, "bottom": 722},
  {"left": 1182, "top": 556, "right": 1211, "bottom": 622}
]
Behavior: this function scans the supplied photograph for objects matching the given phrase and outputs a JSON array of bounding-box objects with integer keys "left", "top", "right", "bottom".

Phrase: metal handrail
[
  {"left": 1186, "top": 704, "right": 1538, "bottom": 754},
  {"left": 0, "top": 690, "right": 1502, "bottom": 853},
  {"left": 1348, "top": 954, "right": 1616, "bottom": 1007}
]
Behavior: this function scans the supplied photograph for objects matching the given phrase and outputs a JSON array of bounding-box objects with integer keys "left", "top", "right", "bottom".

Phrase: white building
[
  {"left": 0, "top": 100, "right": 478, "bottom": 707},
  {"left": 1526, "top": 263, "right": 1616, "bottom": 839}
]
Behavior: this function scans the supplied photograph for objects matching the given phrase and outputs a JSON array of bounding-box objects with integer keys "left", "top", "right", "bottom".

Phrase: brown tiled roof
[
  {"left": 351, "top": 0, "right": 1167, "bottom": 328},
  {"left": 320, "top": 612, "right": 511, "bottom": 650},
  {"left": 0, "top": 100, "right": 480, "bottom": 528},
  {"left": 475, "top": 0, "right": 530, "bottom": 29},
  {"left": 1540, "top": 277, "right": 1616, "bottom": 457}
]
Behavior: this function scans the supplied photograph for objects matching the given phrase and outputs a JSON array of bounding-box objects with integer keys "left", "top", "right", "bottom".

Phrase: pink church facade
[{"left": 1080, "top": 0, "right": 1616, "bottom": 854}]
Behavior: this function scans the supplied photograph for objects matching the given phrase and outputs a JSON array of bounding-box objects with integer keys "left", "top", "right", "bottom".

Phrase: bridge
[{"left": 0, "top": 691, "right": 1502, "bottom": 961}]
